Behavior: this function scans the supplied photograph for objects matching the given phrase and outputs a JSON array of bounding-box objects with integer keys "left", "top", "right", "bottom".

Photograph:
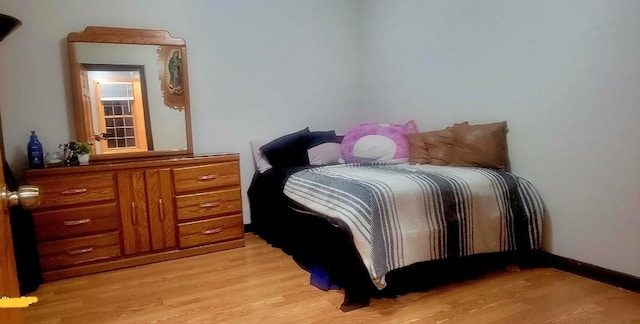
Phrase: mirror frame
[{"left": 67, "top": 26, "right": 193, "bottom": 161}]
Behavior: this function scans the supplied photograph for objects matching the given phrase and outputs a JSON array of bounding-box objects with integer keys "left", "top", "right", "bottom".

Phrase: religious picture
[
  {"left": 158, "top": 46, "right": 186, "bottom": 110},
  {"left": 167, "top": 49, "right": 183, "bottom": 95}
]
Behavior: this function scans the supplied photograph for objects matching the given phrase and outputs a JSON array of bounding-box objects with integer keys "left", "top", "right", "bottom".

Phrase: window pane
[
  {"left": 116, "top": 128, "right": 124, "bottom": 137},
  {"left": 117, "top": 139, "right": 126, "bottom": 147},
  {"left": 105, "top": 119, "right": 114, "bottom": 127},
  {"left": 124, "top": 117, "right": 133, "bottom": 126},
  {"left": 104, "top": 106, "right": 114, "bottom": 116},
  {"left": 107, "top": 139, "right": 116, "bottom": 148},
  {"left": 126, "top": 138, "right": 136, "bottom": 147},
  {"left": 105, "top": 127, "right": 115, "bottom": 138},
  {"left": 125, "top": 128, "right": 134, "bottom": 136},
  {"left": 115, "top": 118, "right": 124, "bottom": 127},
  {"left": 100, "top": 82, "right": 134, "bottom": 100}
]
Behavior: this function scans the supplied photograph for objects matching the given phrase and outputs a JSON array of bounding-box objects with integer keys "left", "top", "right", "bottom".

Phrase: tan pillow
[
  {"left": 450, "top": 121, "right": 508, "bottom": 170},
  {"left": 408, "top": 133, "right": 430, "bottom": 164},
  {"left": 409, "top": 122, "right": 471, "bottom": 165},
  {"left": 423, "top": 127, "right": 455, "bottom": 165}
]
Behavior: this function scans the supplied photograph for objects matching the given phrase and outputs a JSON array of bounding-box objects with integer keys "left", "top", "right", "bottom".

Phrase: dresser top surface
[{"left": 25, "top": 153, "right": 239, "bottom": 177}]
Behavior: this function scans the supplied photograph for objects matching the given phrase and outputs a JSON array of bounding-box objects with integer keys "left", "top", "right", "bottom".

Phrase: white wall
[
  {"left": 361, "top": 0, "right": 640, "bottom": 277},
  {"left": 0, "top": 0, "right": 363, "bottom": 224},
  {"left": 2, "top": 0, "right": 638, "bottom": 280}
]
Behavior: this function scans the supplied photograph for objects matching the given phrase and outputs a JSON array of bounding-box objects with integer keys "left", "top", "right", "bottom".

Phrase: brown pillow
[
  {"left": 408, "top": 133, "right": 430, "bottom": 164},
  {"left": 450, "top": 121, "right": 508, "bottom": 170},
  {"left": 407, "top": 127, "right": 455, "bottom": 165},
  {"left": 423, "top": 127, "right": 455, "bottom": 165},
  {"left": 408, "top": 121, "right": 471, "bottom": 165}
]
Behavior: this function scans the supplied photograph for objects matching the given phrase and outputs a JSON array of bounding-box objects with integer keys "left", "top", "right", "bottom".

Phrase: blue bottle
[{"left": 27, "top": 130, "right": 44, "bottom": 169}]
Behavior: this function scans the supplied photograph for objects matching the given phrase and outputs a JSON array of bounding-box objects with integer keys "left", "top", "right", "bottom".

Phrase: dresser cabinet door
[
  {"left": 145, "top": 168, "right": 177, "bottom": 250},
  {"left": 117, "top": 171, "right": 151, "bottom": 255}
]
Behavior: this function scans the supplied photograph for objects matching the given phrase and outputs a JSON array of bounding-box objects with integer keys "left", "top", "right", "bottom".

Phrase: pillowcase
[
  {"left": 308, "top": 142, "right": 342, "bottom": 165},
  {"left": 341, "top": 120, "right": 418, "bottom": 163},
  {"left": 260, "top": 127, "right": 311, "bottom": 167},
  {"left": 409, "top": 122, "right": 477, "bottom": 166},
  {"left": 249, "top": 139, "right": 273, "bottom": 173},
  {"left": 414, "top": 127, "right": 455, "bottom": 165},
  {"left": 408, "top": 133, "right": 430, "bottom": 165},
  {"left": 307, "top": 130, "right": 343, "bottom": 165},
  {"left": 450, "top": 121, "right": 508, "bottom": 170},
  {"left": 408, "top": 121, "right": 508, "bottom": 169}
]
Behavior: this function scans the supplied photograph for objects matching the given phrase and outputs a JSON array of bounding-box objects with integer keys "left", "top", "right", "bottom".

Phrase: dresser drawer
[
  {"left": 173, "top": 162, "right": 240, "bottom": 194},
  {"left": 28, "top": 173, "right": 116, "bottom": 208},
  {"left": 33, "top": 202, "right": 120, "bottom": 241},
  {"left": 175, "top": 189, "right": 242, "bottom": 221},
  {"left": 178, "top": 215, "right": 243, "bottom": 248},
  {"left": 38, "top": 232, "right": 121, "bottom": 270}
]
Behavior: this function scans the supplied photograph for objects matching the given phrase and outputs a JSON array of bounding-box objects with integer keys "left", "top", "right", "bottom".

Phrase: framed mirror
[{"left": 67, "top": 26, "right": 193, "bottom": 161}]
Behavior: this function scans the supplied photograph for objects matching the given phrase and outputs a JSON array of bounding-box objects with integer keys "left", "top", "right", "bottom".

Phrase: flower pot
[{"left": 78, "top": 153, "right": 90, "bottom": 165}]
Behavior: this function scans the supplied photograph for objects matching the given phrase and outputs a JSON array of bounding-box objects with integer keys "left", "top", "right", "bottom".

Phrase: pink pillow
[{"left": 341, "top": 120, "right": 418, "bottom": 162}]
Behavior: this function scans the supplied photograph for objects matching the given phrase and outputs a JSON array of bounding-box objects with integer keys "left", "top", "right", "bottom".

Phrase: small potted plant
[
  {"left": 60, "top": 141, "right": 92, "bottom": 166},
  {"left": 74, "top": 142, "right": 92, "bottom": 165}
]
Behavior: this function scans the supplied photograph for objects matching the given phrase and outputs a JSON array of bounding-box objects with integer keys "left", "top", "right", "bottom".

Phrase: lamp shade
[{"left": 0, "top": 14, "right": 21, "bottom": 42}]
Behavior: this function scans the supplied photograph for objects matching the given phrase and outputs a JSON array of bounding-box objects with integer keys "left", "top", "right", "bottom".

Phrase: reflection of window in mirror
[
  {"left": 95, "top": 80, "right": 148, "bottom": 153},
  {"left": 83, "top": 64, "right": 153, "bottom": 154}
]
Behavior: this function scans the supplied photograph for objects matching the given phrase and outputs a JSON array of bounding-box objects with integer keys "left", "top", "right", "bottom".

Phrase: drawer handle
[
  {"left": 67, "top": 247, "right": 94, "bottom": 256},
  {"left": 201, "top": 228, "right": 223, "bottom": 235},
  {"left": 158, "top": 198, "right": 165, "bottom": 221},
  {"left": 60, "top": 188, "right": 88, "bottom": 195},
  {"left": 63, "top": 218, "right": 91, "bottom": 226},
  {"left": 197, "top": 174, "right": 218, "bottom": 181},
  {"left": 199, "top": 201, "right": 221, "bottom": 209},
  {"left": 131, "top": 202, "right": 137, "bottom": 225}
]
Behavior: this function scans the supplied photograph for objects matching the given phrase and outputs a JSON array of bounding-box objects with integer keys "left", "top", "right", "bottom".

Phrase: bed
[{"left": 248, "top": 160, "right": 544, "bottom": 310}]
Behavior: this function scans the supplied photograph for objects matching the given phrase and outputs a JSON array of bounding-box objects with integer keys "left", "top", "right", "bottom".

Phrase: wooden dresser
[{"left": 25, "top": 154, "right": 244, "bottom": 281}]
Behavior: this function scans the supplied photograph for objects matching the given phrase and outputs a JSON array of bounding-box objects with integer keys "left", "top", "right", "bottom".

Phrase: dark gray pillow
[
  {"left": 260, "top": 127, "right": 311, "bottom": 167},
  {"left": 307, "top": 130, "right": 339, "bottom": 147}
]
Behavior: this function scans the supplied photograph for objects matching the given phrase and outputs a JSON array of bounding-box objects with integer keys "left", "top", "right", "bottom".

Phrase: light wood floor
[{"left": 25, "top": 234, "right": 640, "bottom": 323}]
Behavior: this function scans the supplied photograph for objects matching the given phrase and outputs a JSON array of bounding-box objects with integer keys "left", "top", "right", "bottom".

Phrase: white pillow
[
  {"left": 249, "top": 139, "right": 272, "bottom": 173},
  {"left": 351, "top": 135, "right": 397, "bottom": 161},
  {"left": 308, "top": 142, "right": 342, "bottom": 165}
]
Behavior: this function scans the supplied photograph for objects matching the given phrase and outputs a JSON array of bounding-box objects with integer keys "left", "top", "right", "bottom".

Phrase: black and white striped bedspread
[{"left": 283, "top": 162, "right": 544, "bottom": 289}]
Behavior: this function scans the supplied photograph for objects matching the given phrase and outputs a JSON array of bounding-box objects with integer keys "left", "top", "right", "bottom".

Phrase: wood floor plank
[{"left": 24, "top": 234, "right": 640, "bottom": 323}]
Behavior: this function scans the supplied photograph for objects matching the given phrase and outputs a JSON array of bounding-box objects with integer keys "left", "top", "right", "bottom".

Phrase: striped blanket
[{"left": 283, "top": 162, "right": 544, "bottom": 288}]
